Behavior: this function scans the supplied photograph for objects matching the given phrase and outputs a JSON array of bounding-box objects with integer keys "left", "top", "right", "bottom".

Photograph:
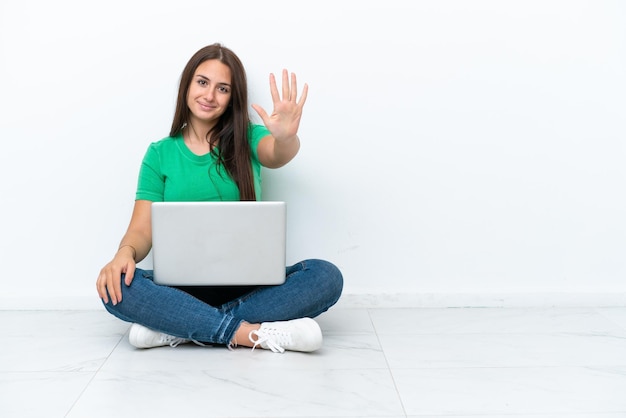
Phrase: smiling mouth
[{"left": 198, "top": 102, "right": 215, "bottom": 111}]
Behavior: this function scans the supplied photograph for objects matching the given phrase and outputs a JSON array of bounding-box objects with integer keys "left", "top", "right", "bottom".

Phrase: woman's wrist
[{"left": 118, "top": 244, "right": 137, "bottom": 260}]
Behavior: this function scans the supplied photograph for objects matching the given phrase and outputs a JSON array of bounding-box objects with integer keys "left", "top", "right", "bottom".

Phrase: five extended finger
[
  {"left": 269, "top": 69, "right": 307, "bottom": 104},
  {"left": 282, "top": 69, "right": 290, "bottom": 101},
  {"left": 290, "top": 72, "right": 298, "bottom": 102},
  {"left": 251, "top": 104, "right": 269, "bottom": 124},
  {"left": 297, "top": 82, "right": 308, "bottom": 107},
  {"left": 269, "top": 73, "right": 280, "bottom": 104}
]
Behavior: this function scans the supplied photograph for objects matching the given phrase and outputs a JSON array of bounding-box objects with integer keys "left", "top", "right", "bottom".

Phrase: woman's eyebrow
[{"left": 195, "top": 74, "right": 231, "bottom": 87}]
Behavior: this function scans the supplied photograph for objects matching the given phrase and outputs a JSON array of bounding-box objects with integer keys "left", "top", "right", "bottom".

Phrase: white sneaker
[
  {"left": 128, "top": 323, "right": 190, "bottom": 349},
  {"left": 249, "top": 318, "right": 323, "bottom": 353}
]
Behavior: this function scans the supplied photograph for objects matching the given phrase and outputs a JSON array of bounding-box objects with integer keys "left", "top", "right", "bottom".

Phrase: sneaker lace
[
  {"left": 159, "top": 334, "right": 187, "bottom": 348},
  {"left": 249, "top": 327, "right": 292, "bottom": 353}
]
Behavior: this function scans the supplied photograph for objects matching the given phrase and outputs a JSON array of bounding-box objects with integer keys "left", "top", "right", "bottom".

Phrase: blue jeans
[{"left": 102, "top": 259, "right": 343, "bottom": 345}]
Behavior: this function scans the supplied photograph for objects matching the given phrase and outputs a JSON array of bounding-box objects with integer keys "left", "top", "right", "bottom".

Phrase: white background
[{"left": 1, "top": 0, "right": 624, "bottom": 309}]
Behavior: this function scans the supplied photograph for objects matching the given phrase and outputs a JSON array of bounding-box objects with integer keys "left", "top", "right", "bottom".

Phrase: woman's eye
[
  {"left": 198, "top": 79, "right": 207, "bottom": 86},
  {"left": 218, "top": 86, "right": 230, "bottom": 94}
]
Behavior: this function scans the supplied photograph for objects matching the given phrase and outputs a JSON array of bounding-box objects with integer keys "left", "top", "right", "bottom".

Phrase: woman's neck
[{"left": 183, "top": 122, "right": 216, "bottom": 155}]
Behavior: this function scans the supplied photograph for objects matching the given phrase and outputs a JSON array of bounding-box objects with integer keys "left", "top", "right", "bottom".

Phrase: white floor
[{"left": 1, "top": 307, "right": 626, "bottom": 418}]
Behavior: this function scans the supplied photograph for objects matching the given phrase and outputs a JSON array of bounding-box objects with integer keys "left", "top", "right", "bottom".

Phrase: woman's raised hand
[{"left": 252, "top": 69, "right": 308, "bottom": 142}]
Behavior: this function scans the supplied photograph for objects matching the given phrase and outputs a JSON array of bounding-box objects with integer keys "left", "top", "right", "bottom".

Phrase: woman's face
[{"left": 187, "top": 59, "right": 232, "bottom": 126}]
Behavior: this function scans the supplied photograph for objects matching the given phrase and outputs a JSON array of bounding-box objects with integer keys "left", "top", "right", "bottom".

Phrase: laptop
[{"left": 151, "top": 201, "right": 287, "bottom": 286}]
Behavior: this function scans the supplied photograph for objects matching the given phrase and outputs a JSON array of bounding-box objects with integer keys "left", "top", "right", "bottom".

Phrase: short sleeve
[
  {"left": 248, "top": 124, "right": 271, "bottom": 162},
  {"left": 135, "top": 143, "right": 165, "bottom": 201}
]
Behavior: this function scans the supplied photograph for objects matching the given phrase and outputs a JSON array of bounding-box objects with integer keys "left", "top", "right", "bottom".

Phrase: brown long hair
[{"left": 169, "top": 43, "right": 256, "bottom": 201}]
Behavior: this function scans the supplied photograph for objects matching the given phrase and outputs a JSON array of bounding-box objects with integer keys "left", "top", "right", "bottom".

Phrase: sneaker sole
[{"left": 128, "top": 324, "right": 155, "bottom": 348}]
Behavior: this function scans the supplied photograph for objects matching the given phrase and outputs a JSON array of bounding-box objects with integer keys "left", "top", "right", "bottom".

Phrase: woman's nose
[{"left": 203, "top": 89, "right": 215, "bottom": 100}]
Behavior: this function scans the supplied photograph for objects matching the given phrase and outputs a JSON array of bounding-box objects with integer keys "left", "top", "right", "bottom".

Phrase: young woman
[{"left": 96, "top": 43, "right": 343, "bottom": 353}]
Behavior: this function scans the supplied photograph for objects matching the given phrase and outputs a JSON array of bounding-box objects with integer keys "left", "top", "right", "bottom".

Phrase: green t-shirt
[{"left": 136, "top": 124, "right": 270, "bottom": 202}]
